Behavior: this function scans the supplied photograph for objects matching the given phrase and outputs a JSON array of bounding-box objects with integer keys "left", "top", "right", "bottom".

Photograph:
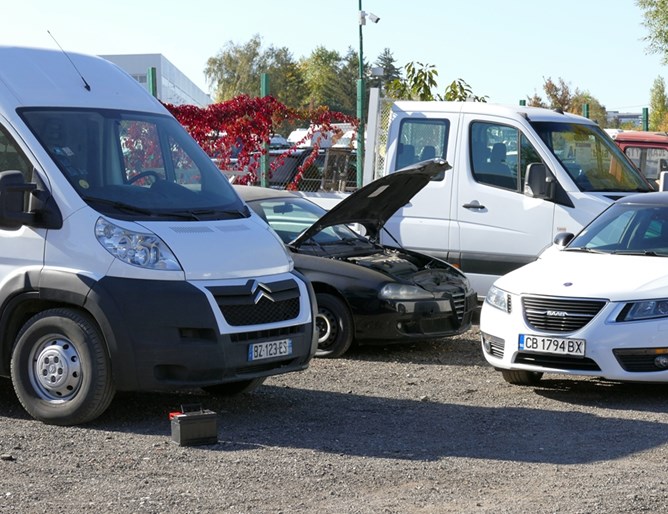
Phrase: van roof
[
  {"left": 0, "top": 46, "right": 165, "bottom": 114},
  {"left": 610, "top": 130, "right": 668, "bottom": 143},
  {"left": 391, "top": 101, "right": 594, "bottom": 124}
]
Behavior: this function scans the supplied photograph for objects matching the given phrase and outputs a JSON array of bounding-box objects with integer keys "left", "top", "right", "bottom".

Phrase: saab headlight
[
  {"left": 95, "top": 217, "right": 181, "bottom": 270},
  {"left": 486, "top": 285, "right": 510, "bottom": 312},
  {"left": 379, "top": 283, "right": 434, "bottom": 301},
  {"left": 618, "top": 299, "right": 668, "bottom": 322}
]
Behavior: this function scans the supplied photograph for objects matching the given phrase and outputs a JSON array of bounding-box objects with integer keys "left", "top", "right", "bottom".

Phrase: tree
[
  {"left": 299, "top": 46, "right": 347, "bottom": 111},
  {"left": 205, "top": 35, "right": 263, "bottom": 101},
  {"left": 164, "top": 96, "right": 357, "bottom": 188},
  {"left": 205, "top": 35, "right": 306, "bottom": 108},
  {"left": 649, "top": 76, "right": 668, "bottom": 130},
  {"left": 637, "top": 0, "right": 668, "bottom": 64},
  {"left": 529, "top": 77, "right": 607, "bottom": 126},
  {"left": 370, "top": 48, "right": 401, "bottom": 92},
  {"left": 385, "top": 62, "right": 486, "bottom": 102}
]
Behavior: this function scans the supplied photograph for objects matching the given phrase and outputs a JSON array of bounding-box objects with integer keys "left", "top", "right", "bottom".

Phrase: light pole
[{"left": 357, "top": 3, "right": 379, "bottom": 188}]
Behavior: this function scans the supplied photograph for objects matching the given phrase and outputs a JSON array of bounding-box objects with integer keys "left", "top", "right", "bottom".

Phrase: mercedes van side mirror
[
  {"left": 524, "top": 163, "right": 555, "bottom": 201},
  {"left": 0, "top": 170, "right": 36, "bottom": 229}
]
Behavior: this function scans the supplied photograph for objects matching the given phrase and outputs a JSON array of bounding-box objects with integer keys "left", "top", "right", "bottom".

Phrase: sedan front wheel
[{"left": 315, "top": 293, "right": 353, "bottom": 358}]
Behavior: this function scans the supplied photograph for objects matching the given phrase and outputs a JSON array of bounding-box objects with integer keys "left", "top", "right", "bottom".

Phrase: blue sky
[{"left": 3, "top": 1, "right": 662, "bottom": 113}]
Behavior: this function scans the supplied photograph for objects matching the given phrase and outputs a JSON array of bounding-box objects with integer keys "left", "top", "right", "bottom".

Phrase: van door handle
[{"left": 463, "top": 201, "right": 485, "bottom": 210}]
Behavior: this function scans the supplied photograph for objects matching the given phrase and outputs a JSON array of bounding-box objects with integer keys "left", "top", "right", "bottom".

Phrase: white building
[{"left": 100, "top": 54, "right": 211, "bottom": 107}]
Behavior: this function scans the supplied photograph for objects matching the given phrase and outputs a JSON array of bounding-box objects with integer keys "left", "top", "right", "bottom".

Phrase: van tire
[
  {"left": 10, "top": 308, "right": 114, "bottom": 425},
  {"left": 203, "top": 377, "right": 266, "bottom": 397},
  {"left": 501, "top": 369, "right": 543, "bottom": 386},
  {"left": 315, "top": 293, "right": 353, "bottom": 359}
]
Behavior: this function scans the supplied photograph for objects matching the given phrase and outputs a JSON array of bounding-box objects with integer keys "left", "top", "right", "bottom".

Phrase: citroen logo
[{"left": 249, "top": 281, "right": 275, "bottom": 304}]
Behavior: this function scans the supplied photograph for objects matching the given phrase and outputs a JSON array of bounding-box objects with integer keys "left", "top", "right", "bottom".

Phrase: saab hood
[
  {"left": 495, "top": 250, "right": 668, "bottom": 300},
  {"left": 292, "top": 158, "right": 450, "bottom": 247}
]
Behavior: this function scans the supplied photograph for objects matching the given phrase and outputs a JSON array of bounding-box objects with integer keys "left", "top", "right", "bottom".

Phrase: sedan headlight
[
  {"left": 485, "top": 285, "right": 510, "bottom": 312},
  {"left": 95, "top": 217, "right": 181, "bottom": 270},
  {"left": 379, "top": 283, "right": 434, "bottom": 301},
  {"left": 618, "top": 299, "right": 668, "bottom": 322}
]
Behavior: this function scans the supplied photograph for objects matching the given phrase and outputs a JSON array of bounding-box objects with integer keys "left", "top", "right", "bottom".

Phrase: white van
[
  {"left": 380, "top": 101, "right": 653, "bottom": 300},
  {"left": 0, "top": 46, "right": 317, "bottom": 425}
]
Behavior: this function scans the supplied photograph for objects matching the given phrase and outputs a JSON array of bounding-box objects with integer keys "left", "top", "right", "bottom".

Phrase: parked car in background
[
  {"left": 481, "top": 191, "right": 668, "bottom": 385},
  {"left": 609, "top": 130, "right": 668, "bottom": 183},
  {"left": 267, "top": 147, "right": 356, "bottom": 191},
  {"left": 236, "top": 159, "right": 477, "bottom": 358}
]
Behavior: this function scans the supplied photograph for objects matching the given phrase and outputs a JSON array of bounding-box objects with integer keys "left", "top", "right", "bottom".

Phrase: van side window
[
  {"left": 470, "top": 122, "right": 543, "bottom": 192},
  {"left": 0, "top": 125, "right": 32, "bottom": 181},
  {"left": 396, "top": 119, "right": 449, "bottom": 180}
]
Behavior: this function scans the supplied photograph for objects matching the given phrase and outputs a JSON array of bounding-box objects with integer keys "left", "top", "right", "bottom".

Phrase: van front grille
[{"left": 208, "top": 279, "right": 301, "bottom": 326}]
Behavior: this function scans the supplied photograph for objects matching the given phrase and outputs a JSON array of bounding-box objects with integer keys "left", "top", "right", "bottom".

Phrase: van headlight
[
  {"left": 486, "top": 285, "right": 510, "bottom": 312},
  {"left": 379, "top": 283, "right": 434, "bottom": 300},
  {"left": 95, "top": 217, "right": 181, "bottom": 270},
  {"left": 618, "top": 299, "right": 668, "bottom": 321}
]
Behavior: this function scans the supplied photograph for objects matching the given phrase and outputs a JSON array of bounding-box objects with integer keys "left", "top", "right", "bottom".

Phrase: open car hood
[{"left": 291, "top": 158, "right": 450, "bottom": 247}]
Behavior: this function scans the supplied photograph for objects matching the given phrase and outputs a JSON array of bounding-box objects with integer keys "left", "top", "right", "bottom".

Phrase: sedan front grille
[
  {"left": 452, "top": 292, "right": 466, "bottom": 321},
  {"left": 522, "top": 296, "right": 606, "bottom": 333},
  {"left": 514, "top": 352, "right": 601, "bottom": 371}
]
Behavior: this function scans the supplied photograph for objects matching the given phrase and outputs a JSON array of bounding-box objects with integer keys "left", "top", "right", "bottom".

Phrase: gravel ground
[{"left": 1, "top": 325, "right": 668, "bottom": 513}]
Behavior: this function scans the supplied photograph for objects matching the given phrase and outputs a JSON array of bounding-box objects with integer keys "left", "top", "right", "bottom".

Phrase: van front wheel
[{"left": 10, "top": 308, "right": 114, "bottom": 425}]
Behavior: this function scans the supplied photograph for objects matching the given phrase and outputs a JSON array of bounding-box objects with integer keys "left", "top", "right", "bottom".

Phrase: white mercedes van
[{"left": 0, "top": 46, "right": 317, "bottom": 425}]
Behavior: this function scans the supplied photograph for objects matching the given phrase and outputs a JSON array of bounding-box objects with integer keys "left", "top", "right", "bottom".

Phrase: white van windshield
[
  {"left": 20, "top": 108, "right": 248, "bottom": 221},
  {"left": 530, "top": 121, "right": 653, "bottom": 193}
]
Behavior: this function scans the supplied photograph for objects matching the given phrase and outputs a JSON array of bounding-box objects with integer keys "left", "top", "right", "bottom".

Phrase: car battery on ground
[{"left": 169, "top": 404, "right": 218, "bottom": 446}]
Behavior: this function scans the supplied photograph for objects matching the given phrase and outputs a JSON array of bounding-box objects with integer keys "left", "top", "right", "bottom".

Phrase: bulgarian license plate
[
  {"left": 519, "top": 334, "right": 586, "bottom": 357},
  {"left": 248, "top": 339, "right": 293, "bottom": 362}
]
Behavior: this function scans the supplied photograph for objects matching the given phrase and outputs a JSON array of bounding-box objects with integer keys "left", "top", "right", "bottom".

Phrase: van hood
[
  {"left": 139, "top": 215, "right": 292, "bottom": 280},
  {"left": 495, "top": 250, "right": 668, "bottom": 300},
  {"left": 292, "top": 159, "right": 450, "bottom": 247}
]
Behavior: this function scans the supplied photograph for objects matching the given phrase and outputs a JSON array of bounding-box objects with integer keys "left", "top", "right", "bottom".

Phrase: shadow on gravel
[
  {"left": 345, "top": 336, "right": 484, "bottom": 367},
  {"left": 97, "top": 382, "right": 668, "bottom": 465},
  {"left": 1, "top": 372, "right": 667, "bottom": 466},
  {"left": 533, "top": 378, "right": 668, "bottom": 413}
]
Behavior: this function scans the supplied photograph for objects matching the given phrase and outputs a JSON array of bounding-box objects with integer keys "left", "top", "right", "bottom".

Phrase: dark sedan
[{"left": 235, "top": 159, "right": 477, "bottom": 358}]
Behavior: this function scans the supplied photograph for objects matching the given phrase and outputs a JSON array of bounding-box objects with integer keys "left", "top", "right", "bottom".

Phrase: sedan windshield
[
  {"left": 530, "top": 121, "right": 652, "bottom": 193},
  {"left": 247, "top": 196, "right": 368, "bottom": 249},
  {"left": 20, "top": 108, "right": 247, "bottom": 220},
  {"left": 567, "top": 201, "right": 668, "bottom": 255}
]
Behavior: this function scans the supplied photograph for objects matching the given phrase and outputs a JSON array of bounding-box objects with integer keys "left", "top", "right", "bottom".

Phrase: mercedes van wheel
[
  {"left": 315, "top": 293, "right": 353, "bottom": 359},
  {"left": 500, "top": 369, "right": 543, "bottom": 386},
  {"left": 11, "top": 308, "right": 115, "bottom": 425},
  {"left": 203, "top": 377, "right": 266, "bottom": 397}
]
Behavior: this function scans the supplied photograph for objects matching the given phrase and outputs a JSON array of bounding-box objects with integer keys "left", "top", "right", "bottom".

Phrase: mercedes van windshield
[{"left": 530, "top": 121, "right": 654, "bottom": 193}]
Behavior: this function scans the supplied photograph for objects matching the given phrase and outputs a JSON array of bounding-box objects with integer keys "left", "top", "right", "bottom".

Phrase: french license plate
[
  {"left": 248, "top": 339, "right": 293, "bottom": 361},
  {"left": 519, "top": 334, "right": 586, "bottom": 357}
]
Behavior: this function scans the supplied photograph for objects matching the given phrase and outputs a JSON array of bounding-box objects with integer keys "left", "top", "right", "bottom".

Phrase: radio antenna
[{"left": 47, "top": 30, "right": 91, "bottom": 91}]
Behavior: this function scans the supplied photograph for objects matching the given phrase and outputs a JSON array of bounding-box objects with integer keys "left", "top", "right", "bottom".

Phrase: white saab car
[{"left": 481, "top": 191, "right": 668, "bottom": 385}]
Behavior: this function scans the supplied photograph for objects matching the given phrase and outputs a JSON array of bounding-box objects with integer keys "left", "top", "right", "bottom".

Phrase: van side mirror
[
  {"left": 0, "top": 170, "right": 36, "bottom": 230},
  {"left": 524, "top": 163, "right": 555, "bottom": 200}
]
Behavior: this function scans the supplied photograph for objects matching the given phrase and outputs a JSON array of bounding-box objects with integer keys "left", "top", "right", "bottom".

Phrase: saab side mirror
[
  {"left": 524, "top": 163, "right": 555, "bottom": 200},
  {"left": 553, "top": 232, "right": 574, "bottom": 247}
]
